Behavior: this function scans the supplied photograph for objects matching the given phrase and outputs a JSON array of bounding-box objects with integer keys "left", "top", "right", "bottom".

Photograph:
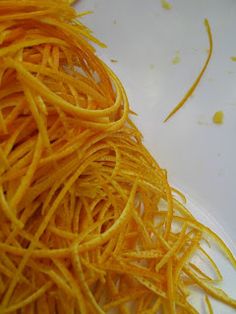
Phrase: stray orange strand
[{"left": 164, "top": 19, "right": 213, "bottom": 122}]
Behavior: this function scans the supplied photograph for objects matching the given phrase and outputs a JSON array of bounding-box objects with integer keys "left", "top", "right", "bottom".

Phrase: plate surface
[{"left": 76, "top": 0, "right": 236, "bottom": 312}]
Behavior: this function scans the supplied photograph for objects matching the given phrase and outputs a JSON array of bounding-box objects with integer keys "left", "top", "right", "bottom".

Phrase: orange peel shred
[
  {"left": 164, "top": 19, "right": 213, "bottom": 122},
  {"left": 0, "top": 1, "right": 235, "bottom": 314}
]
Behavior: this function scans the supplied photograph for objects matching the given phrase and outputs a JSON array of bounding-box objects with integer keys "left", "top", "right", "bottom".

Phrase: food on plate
[{"left": 0, "top": 1, "right": 235, "bottom": 313}]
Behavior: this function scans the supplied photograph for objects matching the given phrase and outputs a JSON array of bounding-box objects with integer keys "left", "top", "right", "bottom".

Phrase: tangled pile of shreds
[{"left": 0, "top": 1, "right": 235, "bottom": 313}]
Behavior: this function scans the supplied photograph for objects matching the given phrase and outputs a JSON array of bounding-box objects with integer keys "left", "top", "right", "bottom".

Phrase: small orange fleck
[
  {"left": 160, "top": 0, "right": 172, "bottom": 10},
  {"left": 212, "top": 111, "right": 224, "bottom": 124}
]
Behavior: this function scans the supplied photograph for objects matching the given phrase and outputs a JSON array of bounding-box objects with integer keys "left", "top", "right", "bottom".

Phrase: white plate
[{"left": 76, "top": 0, "right": 236, "bottom": 312}]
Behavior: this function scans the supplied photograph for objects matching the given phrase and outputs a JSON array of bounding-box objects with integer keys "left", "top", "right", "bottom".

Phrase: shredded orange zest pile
[
  {"left": 164, "top": 19, "right": 213, "bottom": 122},
  {"left": 0, "top": 1, "right": 235, "bottom": 313}
]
